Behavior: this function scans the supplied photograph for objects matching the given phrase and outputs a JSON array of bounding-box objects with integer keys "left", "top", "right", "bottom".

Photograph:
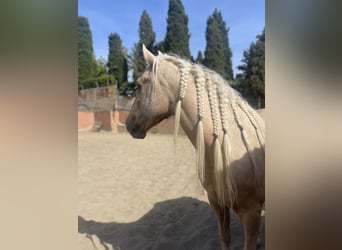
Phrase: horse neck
[
  {"left": 176, "top": 76, "right": 262, "bottom": 149},
  {"left": 178, "top": 77, "right": 213, "bottom": 148}
]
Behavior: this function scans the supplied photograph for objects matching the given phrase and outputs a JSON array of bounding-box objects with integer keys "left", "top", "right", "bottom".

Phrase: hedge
[{"left": 79, "top": 75, "right": 115, "bottom": 89}]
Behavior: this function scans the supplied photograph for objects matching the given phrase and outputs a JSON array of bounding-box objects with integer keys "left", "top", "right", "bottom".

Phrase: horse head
[{"left": 126, "top": 45, "right": 179, "bottom": 139}]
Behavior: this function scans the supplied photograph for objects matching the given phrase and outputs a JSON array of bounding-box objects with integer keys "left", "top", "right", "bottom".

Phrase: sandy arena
[{"left": 78, "top": 131, "right": 264, "bottom": 250}]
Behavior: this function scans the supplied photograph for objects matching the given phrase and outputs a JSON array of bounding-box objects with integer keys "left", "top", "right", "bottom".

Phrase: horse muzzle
[{"left": 125, "top": 119, "right": 147, "bottom": 139}]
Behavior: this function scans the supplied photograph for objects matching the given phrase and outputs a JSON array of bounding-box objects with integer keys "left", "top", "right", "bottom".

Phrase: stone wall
[{"left": 78, "top": 110, "right": 183, "bottom": 134}]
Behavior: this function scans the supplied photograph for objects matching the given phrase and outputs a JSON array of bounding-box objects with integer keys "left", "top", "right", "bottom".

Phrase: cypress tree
[
  {"left": 78, "top": 16, "right": 97, "bottom": 84},
  {"left": 164, "top": 0, "right": 191, "bottom": 58},
  {"left": 236, "top": 29, "right": 265, "bottom": 108},
  {"left": 132, "top": 10, "right": 156, "bottom": 82},
  {"left": 139, "top": 10, "right": 156, "bottom": 52},
  {"left": 204, "top": 9, "right": 233, "bottom": 81},
  {"left": 216, "top": 11, "right": 234, "bottom": 80},
  {"left": 155, "top": 41, "right": 165, "bottom": 53},
  {"left": 108, "top": 33, "right": 128, "bottom": 87},
  {"left": 196, "top": 51, "right": 204, "bottom": 64}
]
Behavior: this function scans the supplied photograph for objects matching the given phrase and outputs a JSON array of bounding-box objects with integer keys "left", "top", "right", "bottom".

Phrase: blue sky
[{"left": 78, "top": 0, "right": 264, "bottom": 76}]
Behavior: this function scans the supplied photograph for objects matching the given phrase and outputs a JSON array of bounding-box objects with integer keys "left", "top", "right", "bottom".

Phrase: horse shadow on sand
[{"left": 79, "top": 197, "right": 264, "bottom": 250}]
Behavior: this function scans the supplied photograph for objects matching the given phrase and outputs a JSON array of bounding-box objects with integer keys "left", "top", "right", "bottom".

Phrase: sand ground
[{"left": 78, "top": 131, "right": 264, "bottom": 250}]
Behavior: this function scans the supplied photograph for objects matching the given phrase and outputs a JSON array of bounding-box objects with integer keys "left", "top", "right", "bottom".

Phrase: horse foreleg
[
  {"left": 256, "top": 212, "right": 265, "bottom": 249},
  {"left": 240, "top": 205, "right": 262, "bottom": 250},
  {"left": 208, "top": 195, "right": 231, "bottom": 250}
]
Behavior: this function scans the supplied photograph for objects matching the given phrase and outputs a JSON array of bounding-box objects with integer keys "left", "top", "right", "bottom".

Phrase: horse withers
[{"left": 126, "top": 45, "right": 265, "bottom": 250}]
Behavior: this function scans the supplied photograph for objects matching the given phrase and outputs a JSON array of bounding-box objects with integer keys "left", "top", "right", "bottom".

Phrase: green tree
[
  {"left": 108, "top": 33, "right": 128, "bottom": 88},
  {"left": 78, "top": 57, "right": 114, "bottom": 88},
  {"left": 132, "top": 10, "right": 156, "bottom": 82},
  {"left": 78, "top": 16, "right": 97, "bottom": 84},
  {"left": 235, "top": 29, "right": 265, "bottom": 108},
  {"left": 155, "top": 41, "right": 165, "bottom": 52},
  {"left": 203, "top": 9, "right": 233, "bottom": 81},
  {"left": 216, "top": 11, "right": 234, "bottom": 81},
  {"left": 96, "top": 57, "right": 107, "bottom": 77},
  {"left": 196, "top": 51, "right": 204, "bottom": 64},
  {"left": 164, "top": 0, "right": 191, "bottom": 58}
]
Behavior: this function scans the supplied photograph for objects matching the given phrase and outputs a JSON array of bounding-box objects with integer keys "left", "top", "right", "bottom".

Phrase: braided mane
[{"left": 151, "top": 53, "right": 265, "bottom": 206}]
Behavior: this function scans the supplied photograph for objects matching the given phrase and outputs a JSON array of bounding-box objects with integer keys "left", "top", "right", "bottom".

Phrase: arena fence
[{"left": 78, "top": 86, "right": 181, "bottom": 134}]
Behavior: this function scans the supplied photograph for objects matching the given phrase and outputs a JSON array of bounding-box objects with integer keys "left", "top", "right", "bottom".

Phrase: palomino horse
[{"left": 126, "top": 45, "right": 265, "bottom": 250}]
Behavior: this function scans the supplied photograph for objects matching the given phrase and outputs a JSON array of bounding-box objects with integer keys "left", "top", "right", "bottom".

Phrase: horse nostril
[
  {"left": 132, "top": 124, "right": 140, "bottom": 133},
  {"left": 125, "top": 115, "right": 135, "bottom": 129},
  {"left": 126, "top": 118, "right": 140, "bottom": 134}
]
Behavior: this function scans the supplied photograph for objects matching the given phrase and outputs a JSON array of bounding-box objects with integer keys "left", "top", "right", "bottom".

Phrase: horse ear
[{"left": 142, "top": 44, "right": 155, "bottom": 66}]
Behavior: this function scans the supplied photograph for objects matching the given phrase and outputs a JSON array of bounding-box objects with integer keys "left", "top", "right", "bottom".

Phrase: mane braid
[
  {"left": 206, "top": 74, "right": 225, "bottom": 205},
  {"left": 193, "top": 65, "right": 205, "bottom": 185},
  {"left": 237, "top": 101, "right": 265, "bottom": 152},
  {"left": 174, "top": 61, "right": 191, "bottom": 143},
  {"left": 218, "top": 91, "right": 236, "bottom": 206},
  {"left": 231, "top": 100, "right": 259, "bottom": 187},
  {"left": 153, "top": 53, "right": 192, "bottom": 144}
]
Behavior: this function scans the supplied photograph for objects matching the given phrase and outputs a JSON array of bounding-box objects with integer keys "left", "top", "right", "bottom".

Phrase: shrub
[{"left": 80, "top": 75, "right": 114, "bottom": 89}]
